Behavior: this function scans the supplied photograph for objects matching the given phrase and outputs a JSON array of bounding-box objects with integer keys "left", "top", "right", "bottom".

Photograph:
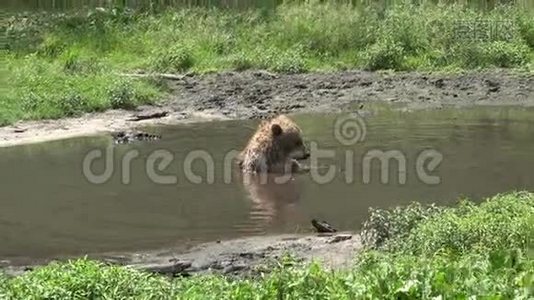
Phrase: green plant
[
  {"left": 260, "top": 47, "right": 308, "bottom": 74},
  {"left": 4, "top": 259, "right": 172, "bottom": 299},
  {"left": 363, "top": 38, "right": 406, "bottom": 70},
  {"left": 54, "top": 94, "right": 89, "bottom": 117},
  {"left": 107, "top": 80, "right": 137, "bottom": 110},
  {"left": 229, "top": 52, "right": 255, "bottom": 71},
  {"left": 517, "top": 12, "right": 534, "bottom": 48},
  {"left": 482, "top": 41, "right": 530, "bottom": 67},
  {"left": 387, "top": 191, "right": 534, "bottom": 256},
  {"left": 149, "top": 44, "right": 195, "bottom": 73},
  {"left": 36, "top": 34, "right": 66, "bottom": 58},
  {"left": 361, "top": 202, "right": 445, "bottom": 249}
]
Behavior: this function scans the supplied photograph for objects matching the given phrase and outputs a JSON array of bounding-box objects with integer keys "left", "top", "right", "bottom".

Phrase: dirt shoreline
[
  {"left": 1, "top": 69, "right": 532, "bottom": 148},
  {"left": 1, "top": 233, "right": 361, "bottom": 277}
]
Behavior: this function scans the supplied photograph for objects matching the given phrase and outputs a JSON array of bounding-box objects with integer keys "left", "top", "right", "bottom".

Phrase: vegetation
[
  {"left": 2, "top": 2, "right": 534, "bottom": 125},
  {"left": 1, "top": 191, "right": 532, "bottom": 299}
]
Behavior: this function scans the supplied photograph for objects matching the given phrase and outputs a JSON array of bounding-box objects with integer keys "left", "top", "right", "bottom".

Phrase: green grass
[
  {"left": 361, "top": 191, "right": 534, "bottom": 255},
  {"left": 2, "top": 53, "right": 161, "bottom": 125},
  {"left": 1, "top": 191, "right": 533, "bottom": 299},
  {"left": 3, "top": 2, "right": 534, "bottom": 125}
]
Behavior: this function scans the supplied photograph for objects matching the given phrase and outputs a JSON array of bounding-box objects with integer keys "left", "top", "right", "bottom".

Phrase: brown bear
[{"left": 238, "top": 115, "right": 309, "bottom": 174}]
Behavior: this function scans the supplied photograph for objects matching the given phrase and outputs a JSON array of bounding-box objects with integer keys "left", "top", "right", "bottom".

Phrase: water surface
[{"left": 1, "top": 106, "right": 533, "bottom": 261}]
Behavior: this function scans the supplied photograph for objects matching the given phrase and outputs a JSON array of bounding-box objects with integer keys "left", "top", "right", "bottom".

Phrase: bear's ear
[{"left": 271, "top": 124, "right": 283, "bottom": 136}]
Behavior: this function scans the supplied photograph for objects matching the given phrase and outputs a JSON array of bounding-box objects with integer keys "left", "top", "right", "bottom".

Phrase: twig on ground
[
  {"left": 119, "top": 72, "right": 186, "bottom": 81},
  {"left": 128, "top": 111, "right": 169, "bottom": 121}
]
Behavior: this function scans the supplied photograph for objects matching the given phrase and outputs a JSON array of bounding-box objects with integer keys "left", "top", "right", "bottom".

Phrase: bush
[
  {"left": 4, "top": 259, "right": 172, "bottom": 299},
  {"left": 482, "top": 41, "right": 531, "bottom": 67},
  {"left": 35, "top": 34, "right": 66, "bottom": 58},
  {"left": 107, "top": 79, "right": 140, "bottom": 110},
  {"left": 2, "top": 250, "right": 532, "bottom": 299},
  {"left": 517, "top": 11, "right": 534, "bottom": 48},
  {"left": 439, "top": 41, "right": 530, "bottom": 69},
  {"left": 379, "top": 5, "right": 430, "bottom": 55},
  {"left": 229, "top": 52, "right": 255, "bottom": 71},
  {"left": 354, "top": 249, "right": 533, "bottom": 299},
  {"left": 361, "top": 202, "right": 445, "bottom": 249},
  {"left": 149, "top": 44, "right": 195, "bottom": 73},
  {"left": 387, "top": 191, "right": 534, "bottom": 255},
  {"left": 20, "top": 92, "right": 45, "bottom": 113},
  {"left": 61, "top": 51, "right": 103, "bottom": 75},
  {"left": 362, "top": 38, "right": 406, "bottom": 70},
  {"left": 271, "top": 49, "right": 308, "bottom": 74},
  {"left": 54, "top": 93, "right": 89, "bottom": 117}
]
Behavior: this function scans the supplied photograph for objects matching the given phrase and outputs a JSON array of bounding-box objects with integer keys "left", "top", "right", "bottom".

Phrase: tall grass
[
  {"left": 1, "top": 191, "right": 532, "bottom": 299},
  {"left": 3, "top": 2, "right": 534, "bottom": 125},
  {"left": 4, "top": 0, "right": 534, "bottom": 12}
]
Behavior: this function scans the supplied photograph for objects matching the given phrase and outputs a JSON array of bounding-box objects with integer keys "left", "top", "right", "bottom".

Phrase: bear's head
[{"left": 270, "top": 122, "right": 309, "bottom": 161}]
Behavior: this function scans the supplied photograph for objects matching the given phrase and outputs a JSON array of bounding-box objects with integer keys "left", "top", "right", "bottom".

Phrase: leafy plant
[
  {"left": 362, "top": 38, "right": 406, "bottom": 70},
  {"left": 361, "top": 202, "right": 445, "bottom": 249},
  {"left": 149, "top": 44, "right": 195, "bottom": 73}
]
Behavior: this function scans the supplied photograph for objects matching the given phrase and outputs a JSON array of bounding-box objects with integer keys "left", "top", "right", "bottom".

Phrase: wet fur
[{"left": 238, "top": 115, "right": 308, "bottom": 174}]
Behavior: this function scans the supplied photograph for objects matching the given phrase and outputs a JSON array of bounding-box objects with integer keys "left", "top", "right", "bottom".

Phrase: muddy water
[{"left": 1, "top": 106, "right": 534, "bottom": 262}]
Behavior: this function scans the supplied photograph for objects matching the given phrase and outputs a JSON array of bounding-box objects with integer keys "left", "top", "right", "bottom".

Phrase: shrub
[
  {"left": 482, "top": 41, "right": 530, "bottom": 67},
  {"left": 35, "top": 34, "right": 66, "bottom": 58},
  {"left": 260, "top": 47, "right": 308, "bottom": 74},
  {"left": 387, "top": 191, "right": 534, "bottom": 255},
  {"left": 61, "top": 51, "right": 103, "bottom": 74},
  {"left": 272, "top": 53, "right": 307, "bottom": 74},
  {"left": 229, "top": 52, "right": 255, "bottom": 71},
  {"left": 379, "top": 5, "right": 430, "bottom": 55},
  {"left": 516, "top": 11, "right": 534, "bottom": 48},
  {"left": 362, "top": 38, "right": 406, "bottom": 70},
  {"left": 149, "top": 44, "right": 195, "bottom": 73},
  {"left": 361, "top": 202, "right": 445, "bottom": 249},
  {"left": 4, "top": 259, "right": 172, "bottom": 299},
  {"left": 355, "top": 249, "right": 533, "bottom": 299},
  {"left": 107, "top": 80, "right": 137, "bottom": 110},
  {"left": 20, "top": 92, "right": 45, "bottom": 113},
  {"left": 54, "top": 94, "right": 89, "bottom": 117}
]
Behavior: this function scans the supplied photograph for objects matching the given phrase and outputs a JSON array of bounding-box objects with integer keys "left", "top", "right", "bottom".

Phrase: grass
[
  {"left": 2, "top": 53, "right": 162, "bottom": 126},
  {"left": 2, "top": 2, "right": 534, "bottom": 125},
  {"left": 1, "top": 191, "right": 533, "bottom": 299},
  {"left": 361, "top": 192, "right": 533, "bottom": 255}
]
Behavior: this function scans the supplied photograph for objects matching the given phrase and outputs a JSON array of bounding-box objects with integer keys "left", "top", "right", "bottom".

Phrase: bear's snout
[{"left": 290, "top": 148, "right": 310, "bottom": 160}]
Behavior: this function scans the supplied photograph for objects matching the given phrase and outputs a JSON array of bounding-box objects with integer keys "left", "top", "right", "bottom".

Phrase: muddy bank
[
  {"left": 1, "top": 69, "right": 532, "bottom": 147},
  {"left": 1, "top": 233, "right": 361, "bottom": 278}
]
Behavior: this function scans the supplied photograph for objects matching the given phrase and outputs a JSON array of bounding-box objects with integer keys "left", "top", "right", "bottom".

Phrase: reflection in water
[
  {"left": 1, "top": 106, "right": 534, "bottom": 262},
  {"left": 236, "top": 173, "right": 304, "bottom": 235}
]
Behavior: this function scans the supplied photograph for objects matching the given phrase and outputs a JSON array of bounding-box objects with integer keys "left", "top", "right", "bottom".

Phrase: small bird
[{"left": 311, "top": 219, "right": 337, "bottom": 233}]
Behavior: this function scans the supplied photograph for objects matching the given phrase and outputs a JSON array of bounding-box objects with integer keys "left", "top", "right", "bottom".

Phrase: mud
[
  {"left": 1, "top": 233, "right": 361, "bottom": 278},
  {"left": 1, "top": 69, "right": 532, "bottom": 147}
]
